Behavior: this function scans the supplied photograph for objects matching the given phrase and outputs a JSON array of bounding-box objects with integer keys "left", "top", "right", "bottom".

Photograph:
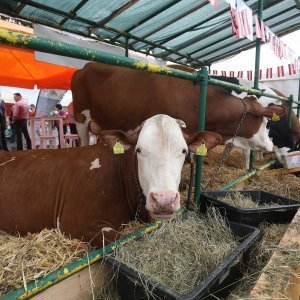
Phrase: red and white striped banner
[
  {"left": 277, "top": 65, "right": 284, "bottom": 77},
  {"left": 288, "top": 63, "right": 296, "bottom": 75},
  {"left": 229, "top": 71, "right": 235, "bottom": 77},
  {"left": 221, "top": 71, "right": 227, "bottom": 76},
  {"left": 237, "top": 71, "right": 243, "bottom": 78},
  {"left": 254, "top": 14, "right": 266, "bottom": 42},
  {"left": 212, "top": 70, "right": 218, "bottom": 75},
  {"left": 208, "top": 0, "right": 218, "bottom": 8},
  {"left": 266, "top": 68, "right": 272, "bottom": 79},
  {"left": 247, "top": 70, "right": 252, "bottom": 81}
]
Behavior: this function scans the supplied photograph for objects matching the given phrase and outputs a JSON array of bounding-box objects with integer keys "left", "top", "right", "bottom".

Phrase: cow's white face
[
  {"left": 135, "top": 115, "right": 187, "bottom": 220},
  {"left": 100, "top": 114, "right": 222, "bottom": 221}
]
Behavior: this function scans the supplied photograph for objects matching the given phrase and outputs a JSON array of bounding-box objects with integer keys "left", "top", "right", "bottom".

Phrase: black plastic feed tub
[
  {"left": 105, "top": 221, "right": 261, "bottom": 300},
  {"left": 200, "top": 190, "right": 300, "bottom": 227}
]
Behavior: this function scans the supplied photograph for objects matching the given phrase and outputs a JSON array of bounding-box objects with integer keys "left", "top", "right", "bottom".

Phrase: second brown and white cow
[
  {"left": 0, "top": 114, "right": 221, "bottom": 247},
  {"left": 71, "top": 63, "right": 286, "bottom": 160}
]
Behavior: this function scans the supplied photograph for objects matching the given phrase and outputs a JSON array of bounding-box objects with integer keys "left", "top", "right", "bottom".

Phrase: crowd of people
[{"left": 0, "top": 91, "right": 77, "bottom": 151}]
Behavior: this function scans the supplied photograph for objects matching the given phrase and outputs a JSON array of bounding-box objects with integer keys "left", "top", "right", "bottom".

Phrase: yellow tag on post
[
  {"left": 272, "top": 113, "right": 280, "bottom": 121},
  {"left": 196, "top": 141, "right": 207, "bottom": 156},
  {"left": 113, "top": 141, "right": 124, "bottom": 154}
]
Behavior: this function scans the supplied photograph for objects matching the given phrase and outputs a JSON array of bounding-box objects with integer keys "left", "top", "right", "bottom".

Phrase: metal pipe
[
  {"left": 125, "top": 36, "right": 129, "bottom": 57},
  {"left": 250, "top": 0, "right": 264, "bottom": 170},
  {"left": 194, "top": 67, "right": 208, "bottom": 206},
  {"left": 0, "top": 28, "right": 197, "bottom": 82},
  {"left": 288, "top": 95, "right": 293, "bottom": 127},
  {"left": 208, "top": 78, "right": 290, "bottom": 102},
  {"left": 3, "top": 221, "right": 161, "bottom": 300},
  {"left": 220, "top": 160, "right": 277, "bottom": 191}
]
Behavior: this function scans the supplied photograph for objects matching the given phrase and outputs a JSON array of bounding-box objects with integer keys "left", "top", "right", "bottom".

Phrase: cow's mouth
[{"left": 150, "top": 211, "right": 175, "bottom": 220}]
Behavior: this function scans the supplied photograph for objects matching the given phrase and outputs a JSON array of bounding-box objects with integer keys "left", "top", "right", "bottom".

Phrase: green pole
[
  {"left": 250, "top": 0, "right": 264, "bottom": 170},
  {"left": 220, "top": 160, "right": 276, "bottom": 190},
  {"left": 288, "top": 95, "right": 293, "bottom": 127},
  {"left": 0, "top": 28, "right": 196, "bottom": 82},
  {"left": 194, "top": 67, "right": 208, "bottom": 206}
]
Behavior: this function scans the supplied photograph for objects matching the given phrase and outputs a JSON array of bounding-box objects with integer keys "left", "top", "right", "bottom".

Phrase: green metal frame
[
  {"left": 0, "top": 25, "right": 299, "bottom": 299},
  {"left": 2, "top": 221, "right": 162, "bottom": 300}
]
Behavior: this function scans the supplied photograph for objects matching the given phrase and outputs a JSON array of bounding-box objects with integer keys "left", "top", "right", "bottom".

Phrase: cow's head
[
  {"left": 100, "top": 114, "right": 221, "bottom": 220},
  {"left": 230, "top": 96, "right": 287, "bottom": 154}
]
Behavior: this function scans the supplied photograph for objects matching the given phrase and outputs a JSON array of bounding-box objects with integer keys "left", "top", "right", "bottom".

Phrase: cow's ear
[
  {"left": 186, "top": 131, "right": 222, "bottom": 152},
  {"left": 100, "top": 130, "right": 136, "bottom": 151}
]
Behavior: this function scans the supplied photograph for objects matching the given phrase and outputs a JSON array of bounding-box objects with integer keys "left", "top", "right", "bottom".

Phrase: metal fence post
[{"left": 194, "top": 66, "right": 208, "bottom": 206}]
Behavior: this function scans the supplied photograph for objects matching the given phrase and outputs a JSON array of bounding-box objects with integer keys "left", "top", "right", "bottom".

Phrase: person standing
[
  {"left": 54, "top": 103, "right": 67, "bottom": 148},
  {"left": 9, "top": 104, "right": 16, "bottom": 143},
  {"left": 13, "top": 93, "right": 32, "bottom": 151},
  {"left": 0, "top": 92, "right": 9, "bottom": 151}
]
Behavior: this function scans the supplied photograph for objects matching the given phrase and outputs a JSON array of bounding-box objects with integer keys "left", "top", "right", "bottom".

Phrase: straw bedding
[
  {"left": 106, "top": 209, "right": 239, "bottom": 297},
  {"left": 0, "top": 229, "right": 90, "bottom": 296},
  {"left": 228, "top": 223, "right": 290, "bottom": 299}
]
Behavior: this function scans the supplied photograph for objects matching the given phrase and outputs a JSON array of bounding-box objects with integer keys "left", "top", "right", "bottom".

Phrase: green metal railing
[
  {"left": 2, "top": 221, "right": 161, "bottom": 300},
  {"left": 0, "top": 25, "right": 299, "bottom": 299}
]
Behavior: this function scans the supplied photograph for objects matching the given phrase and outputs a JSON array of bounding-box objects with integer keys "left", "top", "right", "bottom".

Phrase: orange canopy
[{"left": 0, "top": 44, "right": 77, "bottom": 89}]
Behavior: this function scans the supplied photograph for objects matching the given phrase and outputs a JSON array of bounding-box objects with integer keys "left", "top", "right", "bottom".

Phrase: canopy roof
[{"left": 0, "top": 0, "right": 299, "bottom": 68}]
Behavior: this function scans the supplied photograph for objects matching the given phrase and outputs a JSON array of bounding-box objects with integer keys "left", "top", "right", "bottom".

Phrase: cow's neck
[{"left": 124, "top": 149, "right": 148, "bottom": 222}]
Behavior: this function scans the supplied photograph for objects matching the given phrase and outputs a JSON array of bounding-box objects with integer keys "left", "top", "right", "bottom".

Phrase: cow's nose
[{"left": 150, "top": 191, "right": 179, "bottom": 208}]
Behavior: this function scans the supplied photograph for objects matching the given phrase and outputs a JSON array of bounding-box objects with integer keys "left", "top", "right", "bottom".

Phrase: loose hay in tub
[
  {"left": 218, "top": 191, "right": 278, "bottom": 208},
  {"left": 106, "top": 209, "right": 239, "bottom": 296},
  {"left": 0, "top": 229, "right": 90, "bottom": 296},
  {"left": 228, "top": 223, "right": 290, "bottom": 299},
  {"left": 246, "top": 173, "right": 300, "bottom": 201}
]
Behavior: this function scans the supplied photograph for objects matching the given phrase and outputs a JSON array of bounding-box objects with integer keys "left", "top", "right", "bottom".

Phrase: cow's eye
[
  {"left": 136, "top": 148, "right": 141, "bottom": 153},
  {"left": 182, "top": 149, "right": 187, "bottom": 155}
]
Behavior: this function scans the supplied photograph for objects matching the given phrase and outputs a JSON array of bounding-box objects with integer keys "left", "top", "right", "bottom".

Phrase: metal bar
[
  {"left": 208, "top": 77, "right": 290, "bottom": 102},
  {"left": 59, "top": 0, "right": 90, "bottom": 26},
  {"left": 111, "top": 0, "right": 181, "bottom": 42},
  {"left": 0, "top": 28, "right": 198, "bottom": 82},
  {"left": 3, "top": 221, "right": 161, "bottom": 300},
  {"left": 129, "top": 1, "right": 207, "bottom": 48},
  {"left": 288, "top": 95, "right": 293, "bottom": 127},
  {"left": 250, "top": 0, "right": 263, "bottom": 170},
  {"left": 12, "top": 0, "right": 204, "bottom": 66},
  {"left": 145, "top": 4, "right": 229, "bottom": 52},
  {"left": 96, "top": 0, "right": 140, "bottom": 27},
  {"left": 180, "top": 5, "right": 295, "bottom": 60},
  {"left": 220, "top": 160, "right": 277, "bottom": 191},
  {"left": 194, "top": 67, "right": 208, "bottom": 206}
]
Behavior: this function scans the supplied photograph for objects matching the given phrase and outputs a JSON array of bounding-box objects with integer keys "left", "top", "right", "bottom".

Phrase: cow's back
[
  {"left": 0, "top": 145, "right": 138, "bottom": 245},
  {"left": 71, "top": 62, "right": 201, "bottom": 133}
]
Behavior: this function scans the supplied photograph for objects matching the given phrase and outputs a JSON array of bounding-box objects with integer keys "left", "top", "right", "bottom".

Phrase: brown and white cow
[
  {"left": 0, "top": 114, "right": 221, "bottom": 247},
  {"left": 71, "top": 63, "right": 286, "bottom": 160}
]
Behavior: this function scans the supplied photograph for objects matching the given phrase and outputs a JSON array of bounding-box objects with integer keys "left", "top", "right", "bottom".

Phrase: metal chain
[
  {"left": 132, "top": 151, "right": 146, "bottom": 220},
  {"left": 205, "top": 97, "right": 248, "bottom": 190}
]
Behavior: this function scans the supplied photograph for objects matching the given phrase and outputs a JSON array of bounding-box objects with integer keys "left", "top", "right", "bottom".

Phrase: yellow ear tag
[
  {"left": 196, "top": 141, "right": 207, "bottom": 156},
  {"left": 113, "top": 140, "right": 124, "bottom": 154},
  {"left": 272, "top": 113, "right": 280, "bottom": 121}
]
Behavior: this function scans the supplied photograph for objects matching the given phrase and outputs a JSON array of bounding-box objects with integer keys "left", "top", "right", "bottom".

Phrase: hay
[
  {"left": 218, "top": 191, "right": 278, "bottom": 208},
  {"left": 228, "top": 223, "right": 290, "bottom": 299},
  {"left": 107, "top": 209, "right": 238, "bottom": 297},
  {"left": 0, "top": 229, "right": 90, "bottom": 296},
  {"left": 246, "top": 174, "right": 300, "bottom": 201}
]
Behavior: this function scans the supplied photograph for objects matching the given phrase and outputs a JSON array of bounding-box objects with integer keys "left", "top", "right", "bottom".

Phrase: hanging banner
[
  {"left": 35, "top": 89, "right": 67, "bottom": 117},
  {"left": 208, "top": 0, "right": 218, "bottom": 8},
  {"left": 254, "top": 15, "right": 266, "bottom": 42},
  {"left": 236, "top": 0, "right": 253, "bottom": 41},
  {"left": 225, "top": 0, "right": 236, "bottom": 6}
]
